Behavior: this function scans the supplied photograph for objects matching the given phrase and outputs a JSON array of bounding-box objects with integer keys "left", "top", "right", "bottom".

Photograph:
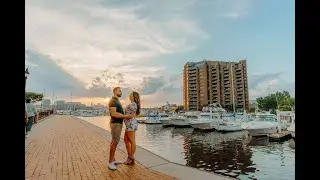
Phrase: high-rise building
[{"left": 183, "top": 60, "right": 249, "bottom": 111}]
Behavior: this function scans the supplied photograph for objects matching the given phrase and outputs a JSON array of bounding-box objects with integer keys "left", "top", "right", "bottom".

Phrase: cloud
[
  {"left": 216, "top": 0, "right": 251, "bottom": 19},
  {"left": 26, "top": 0, "right": 208, "bottom": 86},
  {"left": 248, "top": 72, "right": 295, "bottom": 100}
]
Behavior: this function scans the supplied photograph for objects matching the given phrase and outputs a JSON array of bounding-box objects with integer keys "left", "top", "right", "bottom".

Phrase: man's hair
[{"left": 113, "top": 87, "right": 121, "bottom": 94}]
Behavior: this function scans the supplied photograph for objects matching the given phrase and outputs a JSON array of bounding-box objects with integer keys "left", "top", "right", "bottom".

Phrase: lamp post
[{"left": 25, "top": 68, "right": 30, "bottom": 91}]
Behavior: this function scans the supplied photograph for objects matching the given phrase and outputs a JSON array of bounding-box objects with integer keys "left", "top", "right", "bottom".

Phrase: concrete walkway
[{"left": 25, "top": 115, "right": 233, "bottom": 180}]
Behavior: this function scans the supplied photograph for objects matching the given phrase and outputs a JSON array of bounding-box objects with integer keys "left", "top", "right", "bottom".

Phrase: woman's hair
[
  {"left": 132, "top": 91, "right": 141, "bottom": 115},
  {"left": 26, "top": 98, "right": 32, "bottom": 103}
]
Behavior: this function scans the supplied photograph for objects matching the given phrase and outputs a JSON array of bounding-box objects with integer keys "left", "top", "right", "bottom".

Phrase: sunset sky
[{"left": 25, "top": 0, "right": 294, "bottom": 107}]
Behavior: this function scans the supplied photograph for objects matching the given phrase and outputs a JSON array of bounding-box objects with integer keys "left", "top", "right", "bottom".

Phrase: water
[{"left": 78, "top": 116, "right": 295, "bottom": 180}]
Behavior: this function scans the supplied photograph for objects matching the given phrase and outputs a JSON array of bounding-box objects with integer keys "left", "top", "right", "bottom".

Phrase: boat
[
  {"left": 136, "top": 113, "right": 148, "bottom": 123},
  {"left": 215, "top": 120, "right": 243, "bottom": 132},
  {"left": 276, "top": 109, "right": 295, "bottom": 131},
  {"left": 241, "top": 112, "right": 280, "bottom": 136},
  {"left": 170, "top": 112, "right": 199, "bottom": 127},
  {"left": 287, "top": 113, "right": 295, "bottom": 139},
  {"left": 137, "top": 116, "right": 147, "bottom": 123},
  {"left": 190, "top": 104, "right": 225, "bottom": 130},
  {"left": 145, "top": 113, "right": 169, "bottom": 124}
]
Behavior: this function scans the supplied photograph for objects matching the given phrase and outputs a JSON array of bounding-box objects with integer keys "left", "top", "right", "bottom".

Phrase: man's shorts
[{"left": 110, "top": 123, "right": 123, "bottom": 143}]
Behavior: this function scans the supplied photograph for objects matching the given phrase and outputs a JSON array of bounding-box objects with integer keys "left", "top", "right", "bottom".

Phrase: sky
[{"left": 25, "top": 0, "right": 295, "bottom": 107}]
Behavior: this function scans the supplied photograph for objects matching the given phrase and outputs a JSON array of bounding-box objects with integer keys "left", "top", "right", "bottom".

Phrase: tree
[
  {"left": 175, "top": 105, "right": 185, "bottom": 113},
  {"left": 256, "top": 91, "right": 294, "bottom": 111},
  {"left": 25, "top": 92, "right": 44, "bottom": 102}
]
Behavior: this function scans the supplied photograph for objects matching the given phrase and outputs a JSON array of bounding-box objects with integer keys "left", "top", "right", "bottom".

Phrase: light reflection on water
[{"left": 78, "top": 116, "right": 295, "bottom": 180}]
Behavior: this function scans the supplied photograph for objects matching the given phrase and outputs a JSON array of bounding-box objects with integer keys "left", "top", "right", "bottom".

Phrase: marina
[{"left": 79, "top": 115, "right": 295, "bottom": 180}]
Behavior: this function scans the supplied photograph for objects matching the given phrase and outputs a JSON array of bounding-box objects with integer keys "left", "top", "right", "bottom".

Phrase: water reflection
[
  {"left": 183, "top": 131, "right": 255, "bottom": 178},
  {"left": 79, "top": 116, "right": 294, "bottom": 180}
]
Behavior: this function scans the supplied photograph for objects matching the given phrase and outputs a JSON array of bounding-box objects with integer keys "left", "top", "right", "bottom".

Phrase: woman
[
  {"left": 25, "top": 98, "right": 38, "bottom": 137},
  {"left": 123, "top": 91, "right": 141, "bottom": 165}
]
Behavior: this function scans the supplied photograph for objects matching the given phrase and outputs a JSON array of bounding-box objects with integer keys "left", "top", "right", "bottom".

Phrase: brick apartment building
[{"left": 183, "top": 60, "right": 249, "bottom": 111}]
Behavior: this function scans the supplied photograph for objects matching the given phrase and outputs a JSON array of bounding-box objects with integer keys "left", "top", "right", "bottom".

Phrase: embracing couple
[{"left": 108, "top": 87, "right": 140, "bottom": 170}]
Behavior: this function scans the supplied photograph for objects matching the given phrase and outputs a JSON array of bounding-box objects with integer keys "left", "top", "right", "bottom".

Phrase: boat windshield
[
  {"left": 160, "top": 114, "right": 169, "bottom": 117},
  {"left": 200, "top": 115, "right": 211, "bottom": 119},
  {"left": 255, "top": 115, "right": 277, "bottom": 122}
]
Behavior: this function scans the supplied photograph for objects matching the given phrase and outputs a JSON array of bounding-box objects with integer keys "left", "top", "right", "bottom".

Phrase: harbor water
[{"left": 78, "top": 116, "right": 295, "bottom": 180}]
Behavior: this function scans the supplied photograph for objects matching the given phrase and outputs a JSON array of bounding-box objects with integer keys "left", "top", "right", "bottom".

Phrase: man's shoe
[{"left": 108, "top": 162, "right": 117, "bottom": 170}]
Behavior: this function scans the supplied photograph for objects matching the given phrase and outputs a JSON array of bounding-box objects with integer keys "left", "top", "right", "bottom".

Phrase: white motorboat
[
  {"left": 137, "top": 116, "right": 147, "bottom": 123},
  {"left": 190, "top": 104, "right": 225, "bottom": 130},
  {"left": 287, "top": 114, "right": 295, "bottom": 139},
  {"left": 170, "top": 112, "right": 199, "bottom": 127},
  {"left": 215, "top": 120, "right": 243, "bottom": 132},
  {"left": 241, "top": 112, "right": 280, "bottom": 136},
  {"left": 276, "top": 110, "right": 295, "bottom": 131},
  {"left": 145, "top": 113, "right": 169, "bottom": 124}
]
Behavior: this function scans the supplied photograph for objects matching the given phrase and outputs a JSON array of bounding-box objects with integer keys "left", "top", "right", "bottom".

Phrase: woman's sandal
[
  {"left": 124, "top": 157, "right": 135, "bottom": 165},
  {"left": 123, "top": 157, "right": 131, "bottom": 165}
]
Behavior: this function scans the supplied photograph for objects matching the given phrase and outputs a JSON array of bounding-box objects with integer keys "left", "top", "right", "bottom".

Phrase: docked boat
[
  {"left": 241, "top": 112, "right": 280, "bottom": 136},
  {"left": 137, "top": 116, "right": 147, "bottom": 123},
  {"left": 190, "top": 104, "right": 225, "bottom": 130},
  {"left": 145, "top": 113, "right": 169, "bottom": 124},
  {"left": 215, "top": 120, "right": 243, "bottom": 132},
  {"left": 287, "top": 114, "right": 295, "bottom": 139},
  {"left": 136, "top": 113, "right": 148, "bottom": 123},
  {"left": 170, "top": 112, "right": 199, "bottom": 127}
]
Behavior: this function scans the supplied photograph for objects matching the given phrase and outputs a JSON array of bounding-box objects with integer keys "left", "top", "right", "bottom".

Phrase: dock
[
  {"left": 267, "top": 131, "right": 292, "bottom": 142},
  {"left": 26, "top": 115, "right": 233, "bottom": 180}
]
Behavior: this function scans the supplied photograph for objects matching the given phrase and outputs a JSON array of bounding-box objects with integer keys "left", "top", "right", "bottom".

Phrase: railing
[{"left": 38, "top": 110, "right": 54, "bottom": 120}]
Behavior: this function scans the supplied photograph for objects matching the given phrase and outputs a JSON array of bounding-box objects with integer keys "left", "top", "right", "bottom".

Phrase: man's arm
[{"left": 109, "top": 107, "right": 134, "bottom": 119}]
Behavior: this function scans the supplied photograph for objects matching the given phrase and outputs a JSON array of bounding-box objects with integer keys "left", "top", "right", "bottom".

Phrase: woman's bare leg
[
  {"left": 124, "top": 131, "right": 132, "bottom": 160},
  {"left": 127, "top": 131, "right": 136, "bottom": 158}
]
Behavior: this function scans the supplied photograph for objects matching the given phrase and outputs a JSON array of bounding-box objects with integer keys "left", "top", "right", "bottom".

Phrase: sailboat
[{"left": 215, "top": 64, "right": 243, "bottom": 132}]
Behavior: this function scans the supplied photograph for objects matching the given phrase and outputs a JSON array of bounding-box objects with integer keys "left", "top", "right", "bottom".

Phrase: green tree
[
  {"left": 175, "top": 105, "right": 185, "bottom": 113},
  {"left": 25, "top": 92, "right": 44, "bottom": 102},
  {"left": 256, "top": 91, "right": 294, "bottom": 111}
]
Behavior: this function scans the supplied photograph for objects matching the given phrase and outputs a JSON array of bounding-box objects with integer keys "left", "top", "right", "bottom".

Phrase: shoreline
[{"left": 76, "top": 116, "right": 234, "bottom": 180}]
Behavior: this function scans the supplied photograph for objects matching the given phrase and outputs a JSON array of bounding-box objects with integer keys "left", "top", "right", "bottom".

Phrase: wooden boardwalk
[{"left": 25, "top": 115, "right": 177, "bottom": 180}]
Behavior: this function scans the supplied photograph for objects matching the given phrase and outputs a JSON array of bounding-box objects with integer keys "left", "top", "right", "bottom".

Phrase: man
[
  {"left": 108, "top": 87, "right": 134, "bottom": 170},
  {"left": 25, "top": 98, "right": 38, "bottom": 138}
]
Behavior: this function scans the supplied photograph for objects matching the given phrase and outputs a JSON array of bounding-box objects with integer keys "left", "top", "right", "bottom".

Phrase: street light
[{"left": 25, "top": 68, "right": 30, "bottom": 91}]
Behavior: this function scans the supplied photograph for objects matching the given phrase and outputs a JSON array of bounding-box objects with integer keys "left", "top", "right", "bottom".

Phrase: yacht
[
  {"left": 136, "top": 113, "right": 147, "bottom": 123},
  {"left": 215, "top": 119, "right": 243, "bottom": 132},
  {"left": 190, "top": 104, "right": 225, "bottom": 130},
  {"left": 170, "top": 112, "right": 199, "bottom": 127},
  {"left": 241, "top": 112, "right": 280, "bottom": 136},
  {"left": 276, "top": 110, "right": 295, "bottom": 131},
  {"left": 287, "top": 113, "right": 295, "bottom": 139},
  {"left": 214, "top": 113, "right": 244, "bottom": 132},
  {"left": 145, "top": 113, "right": 169, "bottom": 124}
]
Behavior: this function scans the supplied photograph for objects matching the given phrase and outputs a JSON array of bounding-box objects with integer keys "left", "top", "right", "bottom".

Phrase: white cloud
[
  {"left": 216, "top": 0, "right": 251, "bottom": 19},
  {"left": 249, "top": 72, "right": 295, "bottom": 100},
  {"left": 26, "top": 0, "right": 207, "bottom": 87}
]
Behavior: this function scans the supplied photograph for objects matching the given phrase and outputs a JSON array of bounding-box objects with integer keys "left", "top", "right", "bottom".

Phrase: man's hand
[{"left": 126, "top": 113, "right": 135, "bottom": 119}]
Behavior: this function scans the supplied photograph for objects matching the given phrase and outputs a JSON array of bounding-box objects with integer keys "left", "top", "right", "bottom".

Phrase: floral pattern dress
[{"left": 124, "top": 102, "right": 138, "bottom": 131}]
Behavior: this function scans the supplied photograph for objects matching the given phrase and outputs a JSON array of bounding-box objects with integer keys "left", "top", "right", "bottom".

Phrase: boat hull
[
  {"left": 215, "top": 125, "right": 243, "bottom": 132},
  {"left": 246, "top": 127, "right": 278, "bottom": 136},
  {"left": 145, "top": 119, "right": 162, "bottom": 124},
  {"left": 190, "top": 121, "right": 215, "bottom": 130},
  {"left": 171, "top": 118, "right": 192, "bottom": 127},
  {"left": 159, "top": 119, "right": 173, "bottom": 126}
]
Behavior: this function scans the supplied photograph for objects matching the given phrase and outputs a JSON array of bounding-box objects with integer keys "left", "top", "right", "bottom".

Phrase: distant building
[
  {"left": 41, "top": 99, "right": 51, "bottom": 108},
  {"left": 183, "top": 60, "right": 250, "bottom": 111},
  {"left": 54, "top": 100, "right": 85, "bottom": 110}
]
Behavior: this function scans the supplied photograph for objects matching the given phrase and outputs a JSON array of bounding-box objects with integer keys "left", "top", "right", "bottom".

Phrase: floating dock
[{"left": 267, "top": 131, "right": 292, "bottom": 142}]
